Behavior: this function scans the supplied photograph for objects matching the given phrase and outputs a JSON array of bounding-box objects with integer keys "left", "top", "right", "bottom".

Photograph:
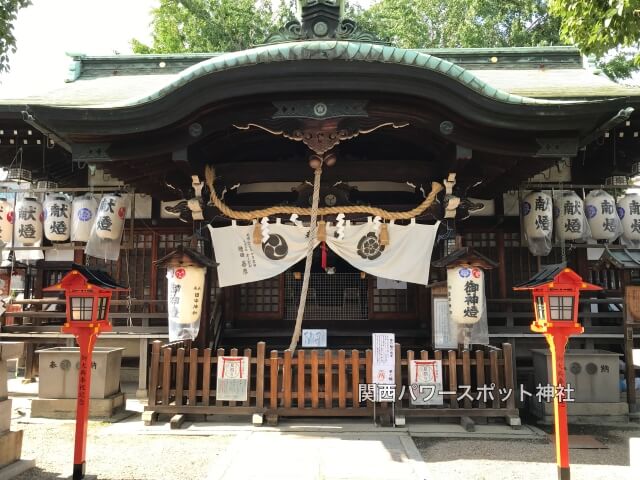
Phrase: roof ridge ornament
[{"left": 266, "top": 0, "right": 383, "bottom": 44}]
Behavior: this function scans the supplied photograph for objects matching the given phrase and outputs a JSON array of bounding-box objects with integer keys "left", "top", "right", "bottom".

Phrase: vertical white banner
[{"left": 372, "top": 333, "right": 395, "bottom": 385}]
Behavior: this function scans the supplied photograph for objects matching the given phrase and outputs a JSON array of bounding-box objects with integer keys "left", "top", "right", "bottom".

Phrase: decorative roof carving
[{"left": 266, "top": 0, "right": 383, "bottom": 44}]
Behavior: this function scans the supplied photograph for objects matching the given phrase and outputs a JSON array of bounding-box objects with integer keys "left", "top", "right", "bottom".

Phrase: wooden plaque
[{"left": 626, "top": 286, "right": 640, "bottom": 324}]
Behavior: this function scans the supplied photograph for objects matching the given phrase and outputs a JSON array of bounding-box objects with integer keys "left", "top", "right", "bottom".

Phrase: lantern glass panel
[
  {"left": 535, "top": 295, "right": 547, "bottom": 322},
  {"left": 97, "top": 296, "right": 108, "bottom": 320},
  {"left": 71, "top": 296, "right": 94, "bottom": 321},
  {"left": 549, "top": 295, "right": 574, "bottom": 320}
]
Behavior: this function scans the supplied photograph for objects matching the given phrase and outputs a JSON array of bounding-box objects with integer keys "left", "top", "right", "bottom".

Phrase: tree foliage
[
  {"left": 133, "top": 0, "right": 639, "bottom": 81},
  {"left": 0, "top": 0, "right": 31, "bottom": 73},
  {"left": 549, "top": 0, "right": 640, "bottom": 58},
  {"left": 132, "top": 0, "right": 294, "bottom": 54},
  {"left": 352, "top": 0, "right": 561, "bottom": 49}
]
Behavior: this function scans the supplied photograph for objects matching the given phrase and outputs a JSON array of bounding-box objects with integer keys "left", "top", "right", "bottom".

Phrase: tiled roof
[{"left": 1, "top": 44, "right": 638, "bottom": 109}]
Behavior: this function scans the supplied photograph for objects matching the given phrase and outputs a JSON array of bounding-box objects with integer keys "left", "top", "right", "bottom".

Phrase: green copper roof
[{"left": 115, "top": 41, "right": 581, "bottom": 108}]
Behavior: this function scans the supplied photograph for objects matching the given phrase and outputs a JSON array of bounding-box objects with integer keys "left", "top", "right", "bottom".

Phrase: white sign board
[
  {"left": 302, "top": 329, "right": 327, "bottom": 348},
  {"left": 433, "top": 297, "right": 457, "bottom": 349},
  {"left": 372, "top": 333, "right": 395, "bottom": 386},
  {"left": 409, "top": 359, "right": 443, "bottom": 406},
  {"left": 216, "top": 356, "right": 249, "bottom": 401}
]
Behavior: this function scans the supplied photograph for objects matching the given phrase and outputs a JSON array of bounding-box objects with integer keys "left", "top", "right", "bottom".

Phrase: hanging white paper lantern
[
  {"left": 585, "top": 189, "right": 620, "bottom": 241},
  {"left": 617, "top": 193, "right": 640, "bottom": 241},
  {"left": 95, "top": 194, "right": 126, "bottom": 240},
  {"left": 522, "top": 191, "right": 553, "bottom": 239},
  {"left": 43, "top": 195, "right": 71, "bottom": 242},
  {"left": 555, "top": 191, "right": 586, "bottom": 241},
  {"left": 71, "top": 195, "right": 97, "bottom": 242},
  {"left": 447, "top": 266, "right": 485, "bottom": 325},
  {"left": 0, "top": 197, "right": 14, "bottom": 243},
  {"left": 14, "top": 197, "right": 42, "bottom": 246},
  {"left": 166, "top": 265, "right": 206, "bottom": 328}
]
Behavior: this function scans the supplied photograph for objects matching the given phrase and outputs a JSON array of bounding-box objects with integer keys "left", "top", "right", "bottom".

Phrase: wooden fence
[{"left": 145, "top": 340, "right": 519, "bottom": 425}]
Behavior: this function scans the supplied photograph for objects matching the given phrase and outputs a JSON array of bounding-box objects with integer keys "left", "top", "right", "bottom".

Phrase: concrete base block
[
  {"left": 460, "top": 416, "right": 475, "bottom": 432},
  {"left": 534, "top": 401, "right": 629, "bottom": 424},
  {"left": 506, "top": 415, "right": 522, "bottom": 429},
  {"left": 170, "top": 414, "right": 186, "bottom": 429},
  {"left": 0, "top": 459, "right": 35, "bottom": 479},
  {"left": 31, "top": 392, "right": 125, "bottom": 419},
  {"left": 0, "top": 398, "right": 11, "bottom": 433},
  {"left": 142, "top": 411, "right": 158, "bottom": 426},
  {"left": 0, "top": 430, "right": 23, "bottom": 468},
  {"left": 135, "top": 389, "right": 148, "bottom": 399},
  {"left": 265, "top": 414, "right": 278, "bottom": 426},
  {"left": 252, "top": 413, "right": 263, "bottom": 426}
]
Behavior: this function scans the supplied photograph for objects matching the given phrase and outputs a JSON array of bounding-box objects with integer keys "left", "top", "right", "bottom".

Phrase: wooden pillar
[
  {"left": 624, "top": 286, "right": 638, "bottom": 409},
  {"left": 497, "top": 231, "right": 507, "bottom": 298}
]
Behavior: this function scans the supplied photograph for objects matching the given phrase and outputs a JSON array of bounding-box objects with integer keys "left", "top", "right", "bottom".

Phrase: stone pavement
[{"left": 206, "top": 431, "right": 430, "bottom": 480}]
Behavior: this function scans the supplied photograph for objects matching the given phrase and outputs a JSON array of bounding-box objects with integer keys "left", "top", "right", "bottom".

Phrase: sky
[{"left": 0, "top": 0, "right": 376, "bottom": 98}]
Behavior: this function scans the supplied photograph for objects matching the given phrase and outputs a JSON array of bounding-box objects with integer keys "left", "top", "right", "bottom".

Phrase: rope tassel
[
  {"left": 379, "top": 223, "right": 390, "bottom": 246},
  {"left": 252, "top": 222, "right": 262, "bottom": 245},
  {"left": 317, "top": 220, "right": 327, "bottom": 242}
]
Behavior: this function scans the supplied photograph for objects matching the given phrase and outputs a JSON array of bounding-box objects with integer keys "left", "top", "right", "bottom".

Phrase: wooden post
[
  {"left": 461, "top": 350, "right": 472, "bottom": 409},
  {"left": 243, "top": 348, "right": 252, "bottom": 407},
  {"left": 148, "top": 341, "right": 162, "bottom": 406},
  {"left": 311, "top": 350, "right": 319, "bottom": 409},
  {"left": 297, "top": 350, "right": 305, "bottom": 408},
  {"left": 448, "top": 350, "right": 458, "bottom": 408},
  {"left": 283, "top": 350, "right": 292, "bottom": 408},
  {"left": 161, "top": 347, "right": 171, "bottom": 406},
  {"left": 270, "top": 350, "right": 278, "bottom": 409},
  {"left": 489, "top": 349, "right": 500, "bottom": 409},
  {"left": 188, "top": 348, "right": 198, "bottom": 406},
  {"left": 256, "top": 342, "right": 265, "bottom": 409},
  {"left": 202, "top": 348, "right": 211, "bottom": 406},
  {"left": 325, "top": 350, "right": 333, "bottom": 409},
  {"left": 175, "top": 348, "right": 185, "bottom": 407},
  {"left": 497, "top": 231, "right": 507, "bottom": 298},
  {"left": 351, "top": 350, "right": 360, "bottom": 409},
  {"left": 215, "top": 348, "right": 224, "bottom": 406},
  {"left": 338, "top": 350, "right": 346, "bottom": 409},
  {"left": 475, "top": 349, "right": 486, "bottom": 410}
]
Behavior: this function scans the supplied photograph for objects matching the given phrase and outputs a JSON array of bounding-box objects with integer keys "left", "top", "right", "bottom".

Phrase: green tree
[
  {"left": 132, "top": 0, "right": 293, "bottom": 54},
  {"left": 548, "top": 0, "right": 640, "bottom": 81},
  {"left": 549, "top": 0, "right": 640, "bottom": 58},
  {"left": 352, "top": 0, "right": 561, "bottom": 49},
  {"left": 0, "top": 0, "right": 31, "bottom": 73}
]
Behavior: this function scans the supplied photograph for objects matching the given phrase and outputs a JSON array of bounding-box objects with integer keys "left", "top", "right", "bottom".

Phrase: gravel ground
[
  {"left": 11, "top": 419, "right": 233, "bottom": 480},
  {"left": 414, "top": 424, "right": 640, "bottom": 480}
]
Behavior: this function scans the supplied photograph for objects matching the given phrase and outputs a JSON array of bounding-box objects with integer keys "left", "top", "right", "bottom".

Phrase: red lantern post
[
  {"left": 515, "top": 265, "right": 601, "bottom": 480},
  {"left": 44, "top": 265, "right": 127, "bottom": 480}
]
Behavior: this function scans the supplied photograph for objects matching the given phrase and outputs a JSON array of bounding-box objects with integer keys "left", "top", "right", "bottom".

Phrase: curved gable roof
[{"left": 105, "top": 41, "right": 583, "bottom": 108}]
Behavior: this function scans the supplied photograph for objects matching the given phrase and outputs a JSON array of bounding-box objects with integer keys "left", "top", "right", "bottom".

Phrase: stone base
[
  {"left": 0, "top": 398, "right": 11, "bottom": 432},
  {"left": 31, "top": 392, "right": 125, "bottom": 419},
  {"left": 535, "top": 402, "right": 629, "bottom": 424},
  {"left": 0, "top": 430, "right": 23, "bottom": 468},
  {"left": 0, "top": 459, "right": 35, "bottom": 479}
]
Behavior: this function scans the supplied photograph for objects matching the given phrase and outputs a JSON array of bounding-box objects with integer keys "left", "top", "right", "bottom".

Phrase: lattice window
[
  {"left": 462, "top": 232, "right": 499, "bottom": 298},
  {"left": 371, "top": 288, "right": 410, "bottom": 313},
  {"left": 283, "top": 272, "right": 368, "bottom": 321},
  {"left": 84, "top": 232, "right": 154, "bottom": 312},
  {"left": 238, "top": 277, "right": 282, "bottom": 319}
]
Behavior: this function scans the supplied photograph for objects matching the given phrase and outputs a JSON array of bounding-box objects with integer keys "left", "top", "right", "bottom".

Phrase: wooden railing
[
  {"left": 145, "top": 341, "right": 518, "bottom": 424},
  {"left": 486, "top": 297, "right": 624, "bottom": 337},
  {"left": 2, "top": 299, "right": 168, "bottom": 332}
]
